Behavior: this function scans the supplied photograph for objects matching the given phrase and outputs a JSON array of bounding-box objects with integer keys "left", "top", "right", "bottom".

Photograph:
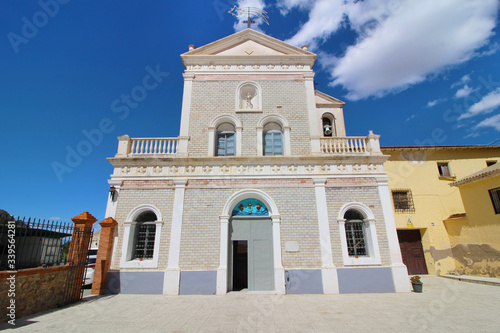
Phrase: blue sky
[{"left": 1, "top": 0, "right": 500, "bottom": 224}]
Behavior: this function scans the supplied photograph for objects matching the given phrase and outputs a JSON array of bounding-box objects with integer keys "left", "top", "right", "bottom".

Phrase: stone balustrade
[
  {"left": 116, "top": 135, "right": 178, "bottom": 156},
  {"left": 320, "top": 131, "right": 381, "bottom": 155},
  {"left": 115, "top": 131, "right": 381, "bottom": 157}
]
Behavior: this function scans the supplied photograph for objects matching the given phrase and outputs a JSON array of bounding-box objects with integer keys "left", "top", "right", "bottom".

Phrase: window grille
[
  {"left": 437, "top": 162, "right": 451, "bottom": 177},
  {"left": 344, "top": 210, "right": 367, "bottom": 257},
  {"left": 489, "top": 187, "right": 500, "bottom": 214},
  {"left": 392, "top": 189, "right": 415, "bottom": 213},
  {"left": 134, "top": 223, "right": 156, "bottom": 259}
]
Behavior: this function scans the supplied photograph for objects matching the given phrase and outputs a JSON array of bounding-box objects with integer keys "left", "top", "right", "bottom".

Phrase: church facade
[{"left": 104, "top": 29, "right": 411, "bottom": 294}]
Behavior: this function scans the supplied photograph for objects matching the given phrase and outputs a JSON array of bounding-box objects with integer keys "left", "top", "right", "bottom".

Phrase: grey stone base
[
  {"left": 286, "top": 269, "right": 323, "bottom": 294},
  {"left": 104, "top": 270, "right": 164, "bottom": 294},
  {"left": 179, "top": 271, "right": 217, "bottom": 295},
  {"left": 337, "top": 267, "right": 395, "bottom": 293}
]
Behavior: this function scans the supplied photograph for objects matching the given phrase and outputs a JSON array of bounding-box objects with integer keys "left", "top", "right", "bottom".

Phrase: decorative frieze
[
  {"left": 112, "top": 162, "right": 382, "bottom": 177},
  {"left": 184, "top": 64, "right": 312, "bottom": 72}
]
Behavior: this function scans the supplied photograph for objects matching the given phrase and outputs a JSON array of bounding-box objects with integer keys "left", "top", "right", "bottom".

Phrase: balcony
[
  {"left": 114, "top": 131, "right": 381, "bottom": 157},
  {"left": 320, "top": 137, "right": 368, "bottom": 154},
  {"left": 115, "top": 136, "right": 178, "bottom": 157}
]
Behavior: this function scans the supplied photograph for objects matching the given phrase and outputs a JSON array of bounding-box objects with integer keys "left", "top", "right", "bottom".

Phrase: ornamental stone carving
[{"left": 153, "top": 166, "right": 162, "bottom": 174}]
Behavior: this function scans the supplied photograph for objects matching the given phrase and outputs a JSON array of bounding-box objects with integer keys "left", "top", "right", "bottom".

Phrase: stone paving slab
[{"left": 2, "top": 276, "right": 500, "bottom": 332}]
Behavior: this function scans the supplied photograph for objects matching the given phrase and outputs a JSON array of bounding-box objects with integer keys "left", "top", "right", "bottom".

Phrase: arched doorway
[
  {"left": 229, "top": 199, "right": 273, "bottom": 291},
  {"left": 216, "top": 189, "right": 285, "bottom": 295}
]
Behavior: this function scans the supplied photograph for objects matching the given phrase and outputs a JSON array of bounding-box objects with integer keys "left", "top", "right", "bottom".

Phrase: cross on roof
[{"left": 228, "top": 6, "right": 269, "bottom": 29}]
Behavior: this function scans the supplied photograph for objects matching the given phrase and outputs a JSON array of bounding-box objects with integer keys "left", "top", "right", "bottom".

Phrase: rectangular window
[
  {"left": 217, "top": 132, "right": 235, "bottom": 156},
  {"left": 134, "top": 223, "right": 156, "bottom": 259},
  {"left": 489, "top": 188, "right": 500, "bottom": 214},
  {"left": 264, "top": 131, "right": 283, "bottom": 156},
  {"left": 392, "top": 189, "right": 415, "bottom": 213},
  {"left": 437, "top": 162, "right": 451, "bottom": 177},
  {"left": 345, "top": 221, "right": 367, "bottom": 257}
]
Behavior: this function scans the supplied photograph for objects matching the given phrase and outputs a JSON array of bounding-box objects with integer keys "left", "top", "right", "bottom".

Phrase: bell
[{"left": 323, "top": 124, "right": 332, "bottom": 136}]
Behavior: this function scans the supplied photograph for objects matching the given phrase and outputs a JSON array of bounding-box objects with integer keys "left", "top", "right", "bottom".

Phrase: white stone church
[{"left": 103, "top": 29, "right": 411, "bottom": 295}]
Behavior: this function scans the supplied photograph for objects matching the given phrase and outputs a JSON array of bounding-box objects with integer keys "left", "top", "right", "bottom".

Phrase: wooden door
[{"left": 397, "top": 230, "right": 428, "bottom": 275}]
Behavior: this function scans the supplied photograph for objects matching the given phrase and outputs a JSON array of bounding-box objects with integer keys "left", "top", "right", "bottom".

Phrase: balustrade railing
[
  {"left": 130, "top": 138, "right": 178, "bottom": 155},
  {"left": 320, "top": 137, "right": 368, "bottom": 154}
]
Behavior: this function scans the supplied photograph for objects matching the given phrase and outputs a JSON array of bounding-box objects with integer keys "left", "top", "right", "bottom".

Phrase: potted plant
[{"left": 410, "top": 275, "right": 423, "bottom": 293}]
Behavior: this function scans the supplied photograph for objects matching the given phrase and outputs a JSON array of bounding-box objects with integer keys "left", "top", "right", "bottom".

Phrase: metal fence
[{"left": 0, "top": 217, "right": 74, "bottom": 270}]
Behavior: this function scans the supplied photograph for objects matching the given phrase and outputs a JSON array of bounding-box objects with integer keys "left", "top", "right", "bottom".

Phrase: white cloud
[
  {"left": 233, "top": 0, "right": 268, "bottom": 32},
  {"left": 281, "top": 0, "right": 499, "bottom": 100},
  {"left": 451, "top": 74, "right": 472, "bottom": 88},
  {"left": 459, "top": 87, "right": 500, "bottom": 119},
  {"left": 277, "top": 0, "right": 315, "bottom": 15},
  {"left": 49, "top": 217, "right": 61, "bottom": 220},
  {"left": 427, "top": 98, "right": 447, "bottom": 108},
  {"left": 475, "top": 113, "right": 500, "bottom": 131},
  {"left": 455, "top": 85, "right": 473, "bottom": 98},
  {"left": 284, "top": 0, "right": 344, "bottom": 49},
  {"left": 405, "top": 114, "right": 416, "bottom": 122},
  {"left": 479, "top": 42, "right": 500, "bottom": 56}
]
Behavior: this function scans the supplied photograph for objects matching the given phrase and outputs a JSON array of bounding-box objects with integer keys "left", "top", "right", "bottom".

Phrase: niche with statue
[{"left": 237, "top": 82, "right": 262, "bottom": 111}]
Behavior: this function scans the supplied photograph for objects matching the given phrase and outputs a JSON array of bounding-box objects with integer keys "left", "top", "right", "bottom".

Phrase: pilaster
[
  {"left": 177, "top": 73, "right": 195, "bottom": 156},
  {"left": 377, "top": 177, "right": 411, "bottom": 292},
  {"left": 163, "top": 179, "right": 188, "bottom": 295},
  {"left": 313, "top": 178, "right": 339, "bottom": 294}
]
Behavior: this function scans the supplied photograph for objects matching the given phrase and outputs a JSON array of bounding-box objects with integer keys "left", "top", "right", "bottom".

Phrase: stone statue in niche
[{"left": 246, "top": 93, "right": 253, "bottom": 109}]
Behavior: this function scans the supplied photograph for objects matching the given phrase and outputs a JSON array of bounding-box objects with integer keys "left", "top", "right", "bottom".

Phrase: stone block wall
[
  {"left": 111, "top": 184, "right": 175, "bottom": 270},
  {"left": 178, "top": 178, "right": 322, "bottom": 270},
  {"left": 0, "top": 266, "right": 69, "bottom": 322},
  {"left": 325, "top": 180, "right": 392, "bottom": 267},
  {"left": 187, "top": 77, "right": 311, "bottom": 157},
  {"left": 110, "top": 177, "right": 395, "bottom": 273}
]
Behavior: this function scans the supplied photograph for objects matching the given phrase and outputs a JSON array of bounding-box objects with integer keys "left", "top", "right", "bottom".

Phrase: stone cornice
[{"left": 109, "top": 159, "right": 387, "bottom": 179}]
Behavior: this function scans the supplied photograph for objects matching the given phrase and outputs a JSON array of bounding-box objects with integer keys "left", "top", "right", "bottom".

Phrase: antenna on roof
[{"left": 228, "top": 6, "right": 269, "bottom": 29}]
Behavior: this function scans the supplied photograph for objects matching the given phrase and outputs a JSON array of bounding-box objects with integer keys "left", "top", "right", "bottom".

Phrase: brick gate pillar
[
  {"left": 68, "top": 212, "right": 97, "bottom": 301},
  {"left": 91, "top": 217, "right": 118, "bottom": 295}
]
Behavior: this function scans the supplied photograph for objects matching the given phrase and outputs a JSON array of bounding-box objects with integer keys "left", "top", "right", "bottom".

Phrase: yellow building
[
  {"left": 449, "top": 163, "right": 500, "bottom": 277},
  {"left": 381, "top": 145, "right": 500, "bottom": 276}
]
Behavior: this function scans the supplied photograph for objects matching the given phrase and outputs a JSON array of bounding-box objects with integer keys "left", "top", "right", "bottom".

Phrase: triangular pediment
[
  {"left": 216, "top": 40, "right": 286, "bottom": 56},
  {"left": 315, "top": 91, "right": 345, "bottom": 108},
  {"left": 181, "top": 29, "right": 316, "bottom": 67},
  {"left": 185, "top": 29, "right": 313, "bottom": 56}
]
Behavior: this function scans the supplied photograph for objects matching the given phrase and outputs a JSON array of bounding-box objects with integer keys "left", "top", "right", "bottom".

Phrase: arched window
[
  {"left": 344, "top": 209, "right": 367, "bottom": 257},
  {"left": 257, "top": 114, "right": 290, "bottom": 156},
  {"left": 263, "top": 122, "right": 283, "bottom": 156},
  {"left": 337, "top": 203, "right": 381, "bottom": 266},
  {"left": 133, "top": 211, "right": 157, "bottom": 259},
  {"left": 208, "top": 115, "right": 242, "bottom": 157},
  {"left": 120, "top": 205, "right": 163, "bottom": 268},
  {"left": 216, "top": 122, "right": 236, "bottom": 156}
]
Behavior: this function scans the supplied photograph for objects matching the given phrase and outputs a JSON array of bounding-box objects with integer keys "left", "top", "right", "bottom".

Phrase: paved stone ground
[{"left": 2, "top": 276, "right": 499, "bottom": 332}]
